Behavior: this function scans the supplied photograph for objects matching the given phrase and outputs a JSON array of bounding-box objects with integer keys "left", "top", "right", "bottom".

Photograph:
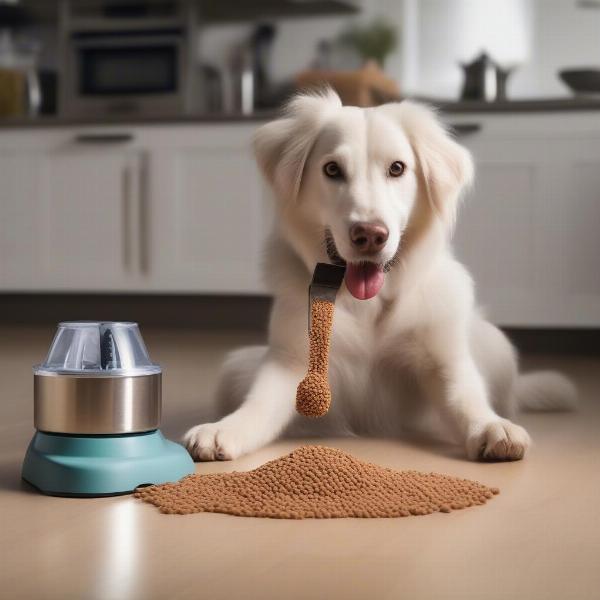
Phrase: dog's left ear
[
  {"left": 382, "top": 101, "right": 474, "bottom": 227},
  {"left": 253, "top": 88, "right": 342, "bottom": 202}
]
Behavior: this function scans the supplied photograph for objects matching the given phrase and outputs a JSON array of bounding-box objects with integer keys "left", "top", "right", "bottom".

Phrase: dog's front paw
[
  {"left": 183, "top": 420, "right": 245, "bottom": 462},
  {"left": 466, "top": 418, "right": 531, "bottom": 461}
]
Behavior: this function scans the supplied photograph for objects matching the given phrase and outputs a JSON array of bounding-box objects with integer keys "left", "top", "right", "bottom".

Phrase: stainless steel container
[
  {"left": 33, "top": 321, "right": 161, "bottom": 435},
  {"left": 460, "top": 52, "right": 512, "bottom": 102}
]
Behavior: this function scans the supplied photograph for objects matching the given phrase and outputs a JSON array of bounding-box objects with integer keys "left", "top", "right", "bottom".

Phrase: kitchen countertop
[
  {"left": 431, "top": 95, "right": 600, "bottom": 113},
  {"left": 2, "top": 97, "right": 600, "bottom": 129},
  {"left": 0, "top": 110, "right": 277, "bottom": 129}
]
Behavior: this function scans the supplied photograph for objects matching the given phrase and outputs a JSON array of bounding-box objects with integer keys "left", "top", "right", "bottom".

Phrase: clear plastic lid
[{"left": 34, "top": 322, "right": 161, "bottom": 376}]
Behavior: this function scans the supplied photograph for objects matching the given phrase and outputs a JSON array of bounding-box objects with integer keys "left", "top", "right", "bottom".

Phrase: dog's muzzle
[{"left": 324, "top": 228, "right": 400, "bottom": 273}]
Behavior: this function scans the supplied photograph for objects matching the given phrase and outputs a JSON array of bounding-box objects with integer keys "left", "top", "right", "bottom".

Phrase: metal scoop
[{"left": 308, "top": 262, "right": 346, "bottom": 331}]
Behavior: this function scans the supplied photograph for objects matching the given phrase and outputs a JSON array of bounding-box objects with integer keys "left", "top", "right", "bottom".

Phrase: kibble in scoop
[{"left": 296, "top": 298, "right": 335, "bottom": 417}]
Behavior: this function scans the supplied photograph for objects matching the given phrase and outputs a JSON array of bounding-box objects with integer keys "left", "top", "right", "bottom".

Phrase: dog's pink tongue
[{"left": 345, "top": 263, "right": 385, "bottom": 300}]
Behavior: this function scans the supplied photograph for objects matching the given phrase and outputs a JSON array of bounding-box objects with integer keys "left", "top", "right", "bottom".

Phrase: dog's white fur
[{"left": 184, "top": 89, "right": 576, "bottom": 462}]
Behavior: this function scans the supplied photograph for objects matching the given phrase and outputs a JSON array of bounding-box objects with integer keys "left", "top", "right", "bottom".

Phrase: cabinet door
[
  {"left": 453, "top": 137, "right": 541, "bottom": 325},
  {"left": 36, "top": 147, "right": 143, "bottom": 291},
  {"left": 0, "top": 151, "right": 45, "bottom": 289},
  {"left": 0, "top": 141, "right": 144, "bottom": 292},
  {"left": 453, "top": 127, "right": 600, "bottom": 327},
  {"left": 148, "top": 130, "right": 269, "bottom": 294},
  {"left": 533, "top": 137, "right": 600, "bottom": 326}
]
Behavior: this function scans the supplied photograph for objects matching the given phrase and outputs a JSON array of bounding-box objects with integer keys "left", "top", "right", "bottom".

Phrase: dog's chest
[
  {"left": 331, "top": 297, "right": 392, "bottom": 363},
  {"left": 329, "top": 294, "right": 428, "bottom": 371},
  {"left": 326, "top": 296, "right": 427, "bottom": 429}
]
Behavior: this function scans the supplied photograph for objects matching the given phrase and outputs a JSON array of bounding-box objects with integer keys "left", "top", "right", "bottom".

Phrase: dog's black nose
[{"left": 349, "top": 222, "right": 389, "bottom": 254}]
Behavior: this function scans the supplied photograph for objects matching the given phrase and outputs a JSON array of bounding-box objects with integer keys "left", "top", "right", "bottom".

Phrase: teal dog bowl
[{"left": 22, "top": 321, "right": 194, "bottom": 496}]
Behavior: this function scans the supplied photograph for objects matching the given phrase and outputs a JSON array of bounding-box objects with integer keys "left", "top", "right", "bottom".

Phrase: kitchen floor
[{"left": 1, "top": 325, "right": 599, "bottom": 600}]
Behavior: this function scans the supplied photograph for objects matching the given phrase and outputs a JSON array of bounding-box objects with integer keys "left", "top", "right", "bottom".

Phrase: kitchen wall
[
  {"left": 410, "top": 0, "right": 600, "bottom": 99},
  {"left": 200, "top": 0, "right": 600, "bottom": 101},
  {"left": 405, "top": 0, "right": 532, "bottom": 98},
  {"left": 515, "top": 0, "right": 600, "bottom": 97}
]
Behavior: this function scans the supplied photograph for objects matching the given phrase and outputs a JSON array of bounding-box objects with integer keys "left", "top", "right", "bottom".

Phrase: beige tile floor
[{"left": 1, "top": 325, "right": 599, "bottom": 600}]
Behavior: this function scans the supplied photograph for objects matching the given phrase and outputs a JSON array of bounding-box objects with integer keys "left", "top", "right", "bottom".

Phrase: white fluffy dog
[{"left": 184, "top": 89, "right": 576, "bottom": 462}]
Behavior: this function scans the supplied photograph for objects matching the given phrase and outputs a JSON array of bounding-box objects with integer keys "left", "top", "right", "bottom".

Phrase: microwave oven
[{"left": 64, "top": 29, "right": 194, "bottom": 117}]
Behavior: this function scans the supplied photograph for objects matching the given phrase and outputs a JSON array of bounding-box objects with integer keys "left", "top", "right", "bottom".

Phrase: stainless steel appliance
[{"left": 61, "top": 1, "right": 198, "bottom": 118}]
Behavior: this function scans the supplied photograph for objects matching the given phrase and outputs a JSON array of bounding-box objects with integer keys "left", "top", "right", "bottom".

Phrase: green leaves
[{"left": 338, "top": 19, "right": 399, "bottom": 67}]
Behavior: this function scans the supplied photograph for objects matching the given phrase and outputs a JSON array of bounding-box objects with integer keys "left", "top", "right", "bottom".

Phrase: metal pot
[{"left": 460, "top": 52, "right": 512, "bottom": 102}]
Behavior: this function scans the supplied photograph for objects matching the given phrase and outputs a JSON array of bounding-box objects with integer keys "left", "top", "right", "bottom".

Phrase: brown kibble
[
  {"left": 296, "top": 372, "right": 331, "bottom": 418},
  {"left": 135, "top": 446, "right": 499, "bottom": 519},
  {"left": 296, "top": 299, "right": 335, "bottom": 417}
]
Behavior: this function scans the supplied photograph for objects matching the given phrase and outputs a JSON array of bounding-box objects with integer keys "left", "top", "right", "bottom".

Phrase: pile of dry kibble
[{"left": 135, "top": 445, "right": 499, "bottom": 518}]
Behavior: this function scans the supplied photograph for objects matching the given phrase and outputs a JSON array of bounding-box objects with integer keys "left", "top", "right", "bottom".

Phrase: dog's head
[{"left": 254, "top": 88, "right": 473, "bottom": 300}]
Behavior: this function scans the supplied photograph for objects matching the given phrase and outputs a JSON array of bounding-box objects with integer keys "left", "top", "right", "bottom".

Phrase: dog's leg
[
  {"left": 419, "top": 333, "right": 530, "bottom": 461},
  {"left": 183, "top": 354, "right": 303, "bottom": 461},
  {"left": 469, "top": 317, "right": 519, "bottom": 419},
  {"left": 214, "top": 345, "right": 268, "bottom": 416}
]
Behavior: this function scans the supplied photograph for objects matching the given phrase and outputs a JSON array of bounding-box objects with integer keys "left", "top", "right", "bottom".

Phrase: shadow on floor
[
  {"left": 393, "top": 432, "right": 467, "bottom": 462},
  {"left": 0, "top": 459, "right": 38, "bottom": 495},
  {"left": 281, "top": 430, "right": 469, "bottom": 463},
  {"left": 163, "top": 405, "right": 470, "bottom": 465}
]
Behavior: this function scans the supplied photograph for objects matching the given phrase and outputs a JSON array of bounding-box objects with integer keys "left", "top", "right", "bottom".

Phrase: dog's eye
[
  {"left": 323, "top": 161, "right": 343, "bottom": 180},
  {"left": 388, "top": 161, "right": 406, "bottom": 177}
]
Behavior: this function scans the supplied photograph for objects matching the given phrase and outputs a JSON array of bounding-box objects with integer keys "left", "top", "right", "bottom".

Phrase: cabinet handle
[
  {"left": 75, "top": 133, "right": 135, "bottom": 144},
  {"left": 138, "top": 154, "right": 149, "bottom": 274},
  {"left": 450, "top": 123, "right": 482, "bottom": 136},
  {"left": 122, "top": 163, "right": 133, "bottom": 271}
]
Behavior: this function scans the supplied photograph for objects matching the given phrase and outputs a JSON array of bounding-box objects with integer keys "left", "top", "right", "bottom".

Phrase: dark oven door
[
  {"left": 69, "top": 31, "right": 186, "bottom": 116},
  {"left": 80, "top": 44, "right": 178, "bottom": 96}
]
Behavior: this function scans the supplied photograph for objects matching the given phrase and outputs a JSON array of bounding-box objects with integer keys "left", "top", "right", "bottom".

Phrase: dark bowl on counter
[{"left": 559, "top": 69, "right": 600, "bottom": 95}]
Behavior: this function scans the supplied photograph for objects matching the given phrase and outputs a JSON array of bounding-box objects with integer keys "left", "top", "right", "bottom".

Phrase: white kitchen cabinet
[
  {"left": 0, "top": 132, "right": 144, "bottom": 291},
  {"left": 0, "top": 123, "right": 267, "bottom": 294},
  {"left": 448, "top": 113, "right": 600, "bottom": 326},
  {"left": 0, "top": 150, "right": 44, "bottom": 288},
  {"left": 0, "top": 112, "right": 599, "bottom": 327},
  {"left": 143, "top": 124, "right": 268, "bottom": 293},
  {"left": 40, "top": 148, "right": 145, "bottom": 291}
]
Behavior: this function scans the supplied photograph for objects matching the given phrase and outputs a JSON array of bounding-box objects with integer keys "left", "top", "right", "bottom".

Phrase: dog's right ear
[{"left": 253, "top": 88, "right": 342, "bottom": 202}]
